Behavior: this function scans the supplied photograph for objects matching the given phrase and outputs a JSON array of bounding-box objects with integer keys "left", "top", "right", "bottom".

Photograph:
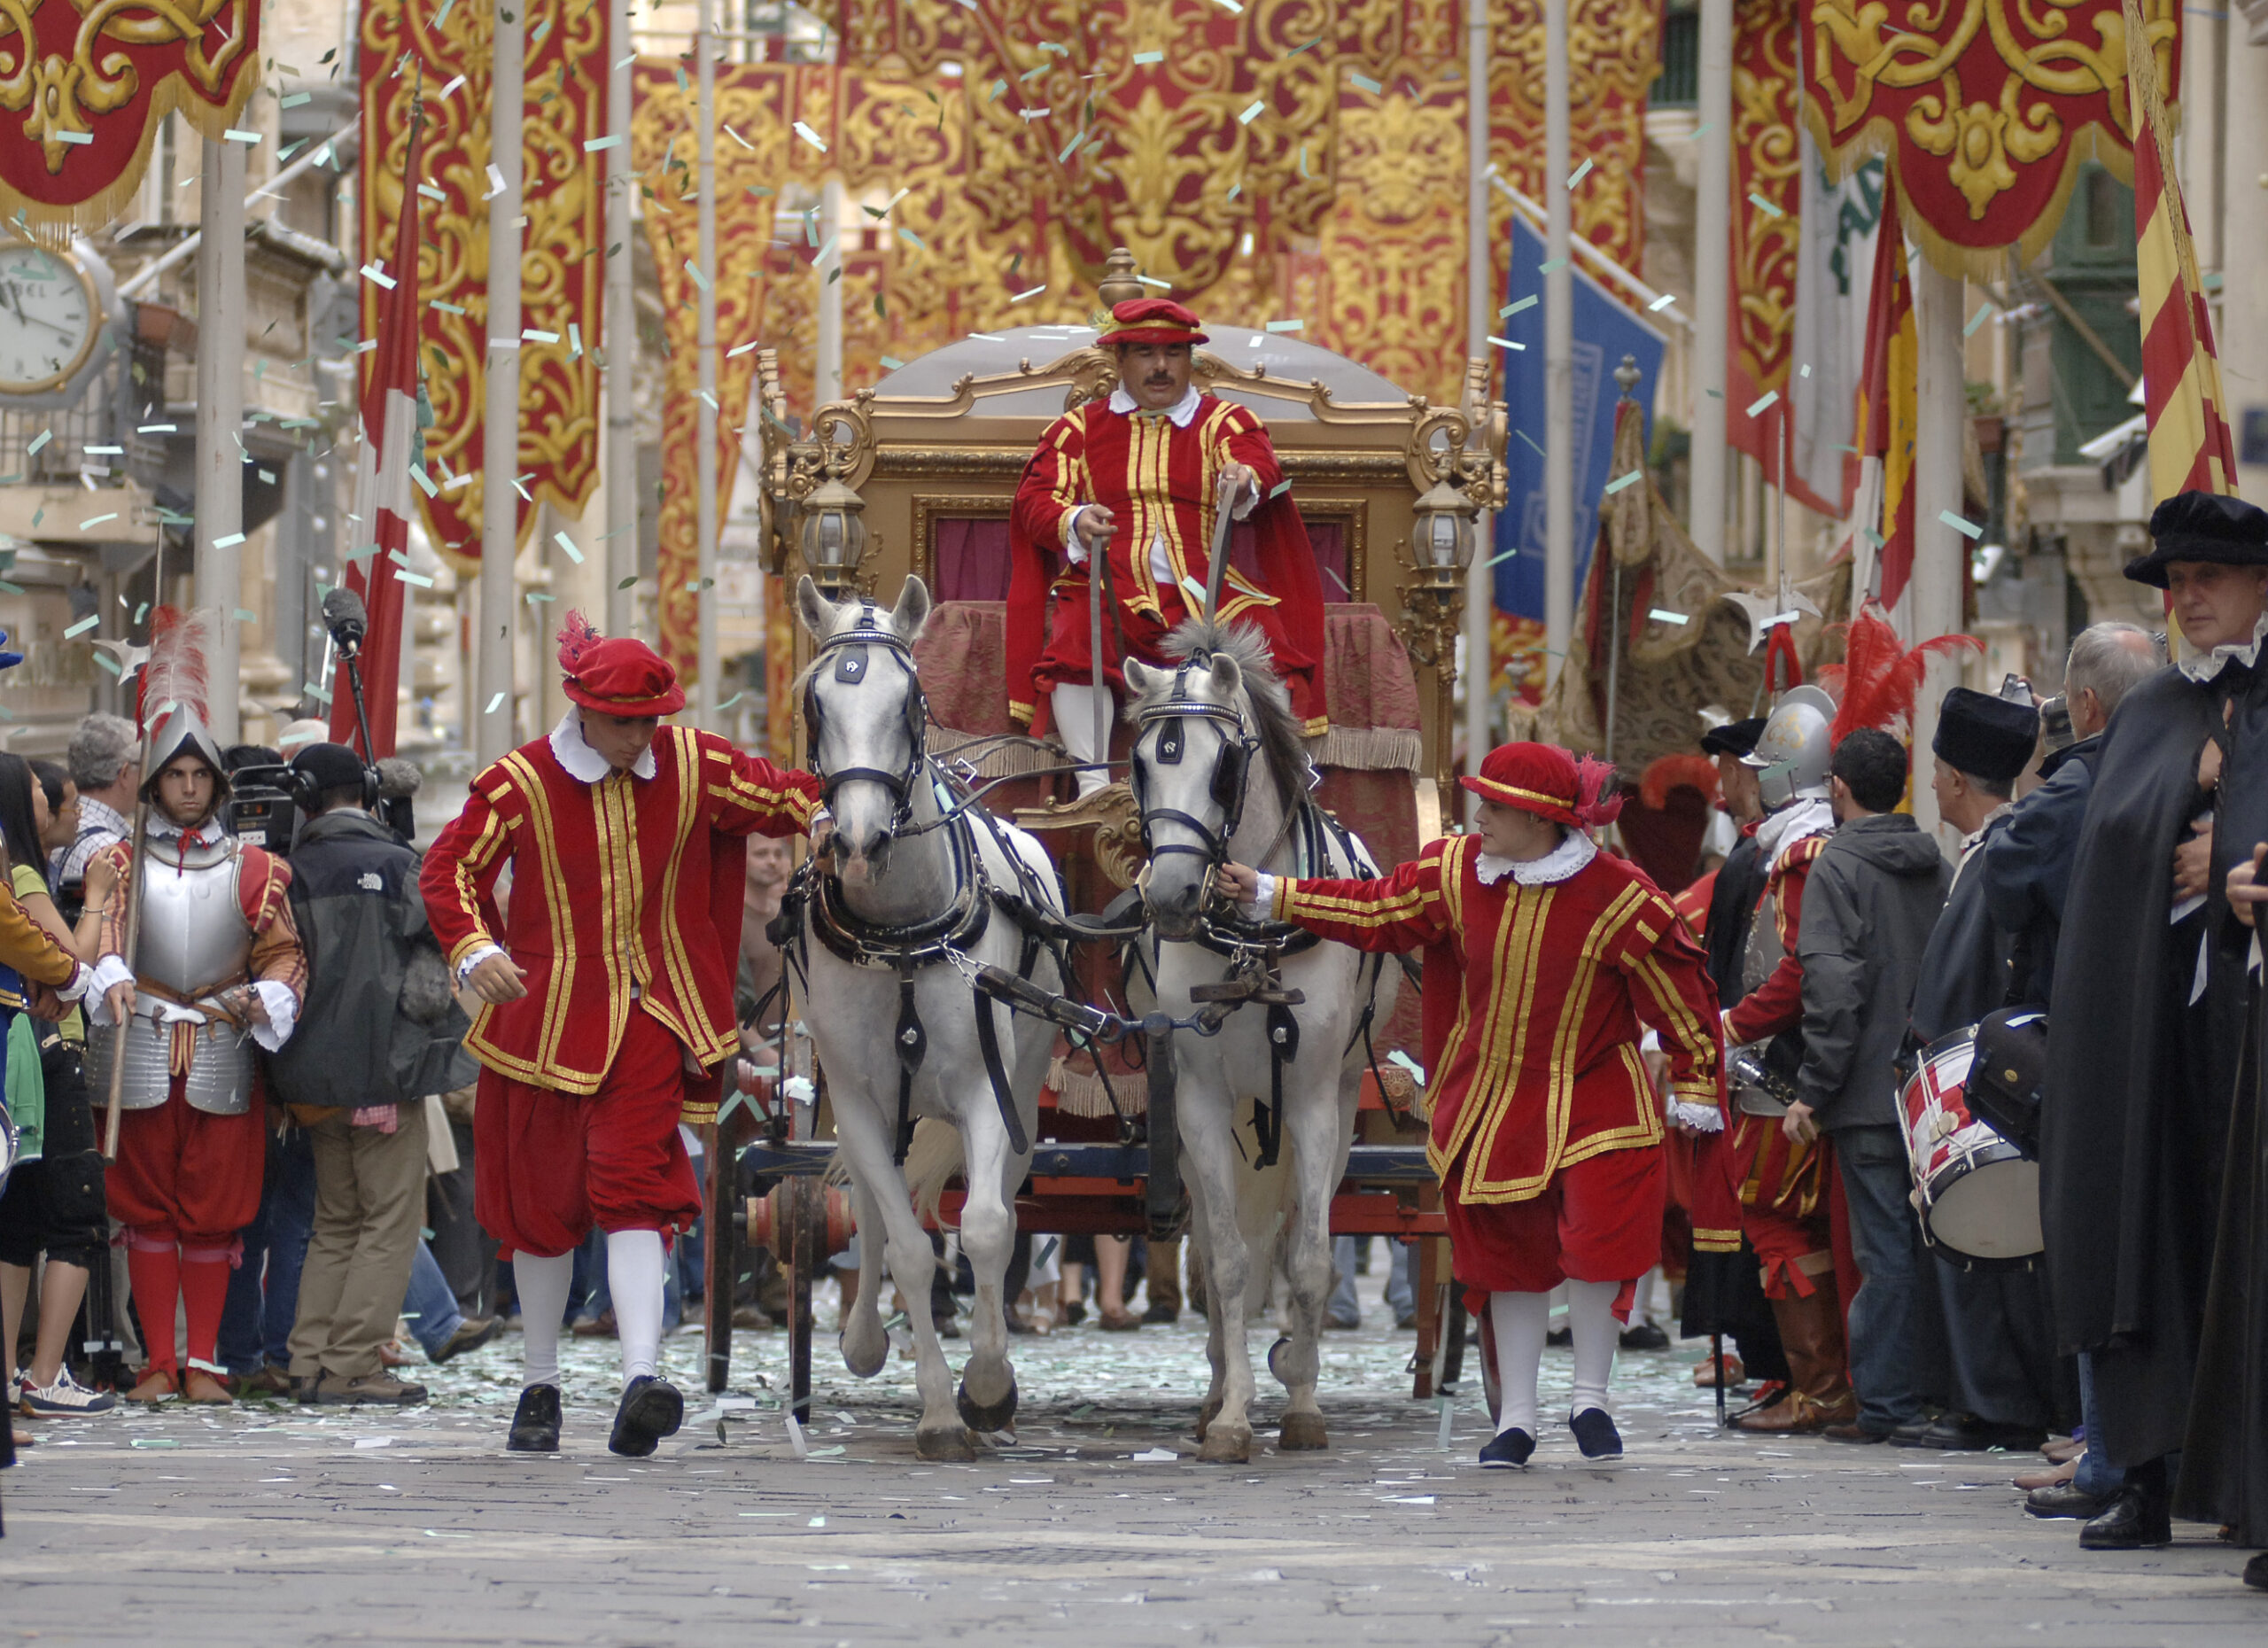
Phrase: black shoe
[
  {"left": 1618, "top": 1322, "right": 1670, "bottom": 1351},
  {"left": 1142, "top": 1302, "right": 1179, "bottom": 1325},
  {"left": 2026, "top": 1482, "right": 2115, "bottom": 1520},
  {"left": 508, "top": 1383, "right": 562, "bottom": 1453},
  {"left": 2079, "top": 1482, "right": 2172, "bottom": 1550},
  {"left": 609, "top": 1374, "right": 685, "bottom": 1458},
  {"left": 1821, "top": 1421, "right": 1895, "bottom": 1443},
  {"left": 1898, "top": 1412, "right": 2048, "bottom": 1453},
  {"left": 1479, "top": 1428, "right": 1535, "bottom": 1469},
  {"left": 1062, "top": 1301, "right": 1087, "bottom": 1327},
  {"left": 429, "top": 1317, "right": 502, "bottom": 1366},
  {"left": 1545, "top": 1327, "right": 1572, "bottom": 1348},
  {"left": 1570, "top": 1408, "right": 1623, "bottom": 1461},
  {"left": 2243, "top": 1552, "right": 2267, "bottom": 1591},
  {"left": 1884, "top": 1419, "right": 1941, "bottom": 1447}
]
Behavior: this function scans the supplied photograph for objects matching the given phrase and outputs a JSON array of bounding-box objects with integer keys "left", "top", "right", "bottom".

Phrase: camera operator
[{"left": 266, "top": 743, "right": 475, "bottom": 1405}]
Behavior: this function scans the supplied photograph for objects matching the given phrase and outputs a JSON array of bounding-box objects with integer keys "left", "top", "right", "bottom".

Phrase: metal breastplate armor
[
  {"left": 85, "top": 834, "right": 256, "bottom": 1116},
  {"left": 1731, "top": 885, "right": 1803, "bottom": 1116}
]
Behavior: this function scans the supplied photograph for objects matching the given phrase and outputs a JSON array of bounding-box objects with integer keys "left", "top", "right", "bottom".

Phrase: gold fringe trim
[
  {"left": 1046, "top": 1055, "right": 1144, "bottom": 1118},
  {"left": 932, "top": 727, "right": 1068, "bottom": 780},
  {"left": 1310, "top": 725, "right": 1423, "bottom": 773}
]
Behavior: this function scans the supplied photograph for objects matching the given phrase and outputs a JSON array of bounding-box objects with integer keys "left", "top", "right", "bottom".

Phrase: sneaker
[
  {"left": 314, "top": 1372, "right": 429, "bottom": 1407},
  {"left": 609, "top": 1374, "right": 684, "bottom": 1458},
  {"left": 1570, "top": 1407, "right": 1623, "bottom": 1460},
  {"left": 1479, "top": 1428, "right": 1536, "bottom": 1469},
  {"left": 5, "top": 1372, "right": 19, "bottom": 1411},
  {"left": 509, "top": 1383, "right": 563, "bottom": 1453},
  {"left": 20, "top": 1369, "right": 117, "bottom": 1417},
  {"left": 427, "top": 1317, "right": 502, "bottom": 1366}
]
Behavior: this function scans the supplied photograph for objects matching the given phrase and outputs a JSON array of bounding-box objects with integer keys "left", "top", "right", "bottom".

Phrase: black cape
[
  {"left": 2040, "top": 663, "right": 2249, "bottom": 1468},
  {"left": 2174, "top": 672, "right": 2268, "bottom": 1540},
  {"left": 1908, "top": 811, "right": 2016, "bottom": 1046}
]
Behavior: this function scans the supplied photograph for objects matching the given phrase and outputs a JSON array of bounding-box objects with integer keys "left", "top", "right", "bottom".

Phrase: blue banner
[{"left": 1493, "top": 217, "right": 1668, "bottom": 621}]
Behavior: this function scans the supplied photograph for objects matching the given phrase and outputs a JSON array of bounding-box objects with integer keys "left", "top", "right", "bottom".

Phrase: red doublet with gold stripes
[
  {"left": 422, "top": 726, "right": 819, "bottom": 1104},
  {"left": 1271, "top": 834, "right": 1722, "bottom": 1205},
  {"left": 1006, "top": 393, "right": 1326, "bottom": 734}
]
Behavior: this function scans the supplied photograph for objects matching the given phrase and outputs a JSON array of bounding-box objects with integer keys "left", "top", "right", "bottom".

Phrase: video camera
[{"left": 223, "top": 764, "right": 314, "bottom": 854}]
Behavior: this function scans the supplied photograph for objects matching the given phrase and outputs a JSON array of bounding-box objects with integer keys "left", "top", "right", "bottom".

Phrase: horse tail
[{"left": 902, "top": 1117, "right": 967, "bottom": 1226}]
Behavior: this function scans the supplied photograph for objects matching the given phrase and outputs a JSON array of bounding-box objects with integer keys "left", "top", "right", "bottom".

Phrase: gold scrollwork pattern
[
  {"left": 360, "top": 0, "right": 605, "bottom": 567},
  {"left": 1732, "top": 0, "right": 1800, "bottom": 399},
  {"left": 0, "top": 0, "right": 260, "bottom": 229},
  {"left": 1804, "top": 0, "right": 2179, "bottom": 276}
]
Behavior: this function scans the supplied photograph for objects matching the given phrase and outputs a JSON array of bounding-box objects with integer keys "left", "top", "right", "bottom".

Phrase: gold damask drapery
[
  {"left": 1721, "top": 0, "right": 1799, "bottom": 486},
  {"left": 358, "top": 0, "right": 605, "bottom": 564},
  {"left": 1803, "top": 0, "right": 2179, "bottom": 279}
]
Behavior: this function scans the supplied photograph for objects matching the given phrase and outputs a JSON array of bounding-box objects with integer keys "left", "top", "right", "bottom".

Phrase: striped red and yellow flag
[
  {"left": 2124, "top": 0, "right": 2238, "bottom": 502},
  {"left": 1856, "top": 191, "right": 1918, "bottom": 612}
]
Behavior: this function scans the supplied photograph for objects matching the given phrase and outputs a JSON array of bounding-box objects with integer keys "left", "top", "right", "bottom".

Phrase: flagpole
[
  {"left": 1542, "top": 0, "right": 1573, "bottom": 687},
  {"left": 192, "top": 136, "right": 246, "bottom": 744},
  {"left": 478, "top": 0, "right": 524, "bottom": 766},
  {"left": 1690, "top": 0, "right": 1732, "bottom": 564},
  {"left": 1910, "top": 257, "right": 1965, "bottom": 848},
  {"left": 1461, "top": 0, "right": 1492, "bottom": 818},
  {"left": 695, "top": 0, "right": 719, "bottom": 733},
  {"left": 605, "top": 0, "right": 637, "bottom": 635}
]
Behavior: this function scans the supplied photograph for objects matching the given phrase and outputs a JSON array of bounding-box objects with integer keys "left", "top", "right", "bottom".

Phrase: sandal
[
  {"left": 1692, "top": 1353, "right": 1746, "bottom": 1388},
  {"left": 1097, "top": 1310, "right": 1142, "bottom": 1332}
]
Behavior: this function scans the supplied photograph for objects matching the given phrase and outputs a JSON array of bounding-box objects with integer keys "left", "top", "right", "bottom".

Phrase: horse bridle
[
  {"left": 802, "top": 602, "right": 930, "bottom": 824},
  {"left": 1130, "top": 655, "right": 1259, "bottom": 867}
]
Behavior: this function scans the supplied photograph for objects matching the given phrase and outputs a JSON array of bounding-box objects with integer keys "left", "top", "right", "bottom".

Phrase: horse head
[
  {"left": 794, "top": 573, "right": 933, "bottom": 885},
  {"left": 1125, "top": 618, "right": 1301, "bottom": 938}
]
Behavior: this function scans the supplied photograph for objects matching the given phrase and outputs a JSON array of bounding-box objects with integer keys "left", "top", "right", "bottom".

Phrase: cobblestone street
[{"left": 4, "top": 1270, "right": 2264, "bottom": 1646}]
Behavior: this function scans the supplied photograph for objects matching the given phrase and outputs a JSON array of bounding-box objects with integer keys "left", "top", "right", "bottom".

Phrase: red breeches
[
  {"left": 1732, "top": 1115, "right": 1836, "bottom": 1298},
  {"left": 474, "top": 1007, "right": 702, "bottom": 1260},
  {"left": 104, "top": 1084, "right": 267, "bottom": 1248},
  {"left": 1448, "top": 1143, "right": 1665, "bottom": 1318}
]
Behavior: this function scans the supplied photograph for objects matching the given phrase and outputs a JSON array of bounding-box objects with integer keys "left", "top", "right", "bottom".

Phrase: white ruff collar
[
  {"left": 1475, "top": 828, "right": 1596, "bottom": 887},
  {"left": 1756, "top": 797, "right": 1835, "bottom": 867},
  {"left": 147, "top": 812, "right": 225, "bottom": 848},
  {"left": 1107, "top": 384, "right": 1202, "bottom": 428},
  {"left": 2179, "top": 612, "right": 2268, "bottom": 683},
  {"left": 550, "top": 710, "right": 658, "bottom": 783}
]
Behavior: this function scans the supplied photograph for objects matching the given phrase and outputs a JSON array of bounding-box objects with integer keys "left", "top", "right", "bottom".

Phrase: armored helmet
[
  {"left": 1743, "top": 684, "right": 1836, "bottom": 811},
  {"left": 136, "top": 607, "right": 229, "bottom": 822}
]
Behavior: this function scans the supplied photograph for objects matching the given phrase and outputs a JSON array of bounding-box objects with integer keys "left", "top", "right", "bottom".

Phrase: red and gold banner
[
  {"left": 359, "top": 0, "right": 605, "bottom": 564},
  {"left": 1725, "top": 0, "right": 1799, "bottom": 474},
  {"left": 1803, "top": 0, "right": 2179, "bottom": 278},
  {"left": 0, "top": 0, "right": 260, "bottom": 230}
]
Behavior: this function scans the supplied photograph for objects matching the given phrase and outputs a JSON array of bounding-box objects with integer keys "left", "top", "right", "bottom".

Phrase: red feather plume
[
  {"left": 138, "top": 604, "right": 212, "bottom": 729},
  {"left": 556, "top": 610, "right": 603, "bottom": 675},
  {"left": 1822, "top": 603, "right": 1981, "bottom": 743},
  {"left": 1638, "top": 753, "right": 1720, "bottom": 812},
  {"left": 1573, "top": 753, "right": 1625, "bottom": 828}
]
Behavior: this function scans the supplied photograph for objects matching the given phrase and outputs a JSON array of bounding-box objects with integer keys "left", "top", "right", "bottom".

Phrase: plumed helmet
[
  {"left": 136, "top": 606, "right": 228, "bottom": 815},
  {"left": 1744, "top": 685, "right": 1836, "bottom": 811}
]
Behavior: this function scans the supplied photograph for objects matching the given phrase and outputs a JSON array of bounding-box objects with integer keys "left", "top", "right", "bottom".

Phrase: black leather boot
[{"left": 2078, "top": 1458, "right": 2171, "bottom": 1551}]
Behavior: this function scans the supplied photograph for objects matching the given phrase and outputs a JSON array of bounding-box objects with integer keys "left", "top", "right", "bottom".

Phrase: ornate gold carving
[{"left": 1013, "top": 780, "right": 1146, "bottom": 890}]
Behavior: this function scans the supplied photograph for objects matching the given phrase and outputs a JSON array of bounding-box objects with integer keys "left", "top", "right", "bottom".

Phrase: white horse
[
  {"left": 792, "top": 574, "right": 1068, "bottom": 1460},
  {"left": 1123, "top": 619, "right": 1395, "bottom": 1464}
]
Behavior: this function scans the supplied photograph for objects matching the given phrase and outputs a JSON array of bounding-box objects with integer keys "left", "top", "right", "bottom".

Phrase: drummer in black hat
[
  {"left": 2041, "top": 488, "right": 2268, "bottom": 1553},
  {"left": 1900, "top": 685, "right": 2051, "bottom": 1454}
]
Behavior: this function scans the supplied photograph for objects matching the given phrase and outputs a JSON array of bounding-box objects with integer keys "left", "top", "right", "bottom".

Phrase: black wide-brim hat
[
  {"left": 2123, "top": 490, "right": 2268, "bottom": 588},
  {"left": 1932, "top": 688, "right": 2039, "bottom": 784},
  {"left": 1700, "top": 716, "right": 1768, "bottom": 758}
]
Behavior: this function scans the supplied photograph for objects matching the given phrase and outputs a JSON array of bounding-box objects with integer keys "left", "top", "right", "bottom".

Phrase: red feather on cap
[
  {"left": 1821, "top": 602, "right": 1981, "bottom": 743},
  {"left": 1573, "top": 753, "right": 1624, "bottom": 828},
  {"left": 556, "top": 610, "right": 604, "bottom": 676}
]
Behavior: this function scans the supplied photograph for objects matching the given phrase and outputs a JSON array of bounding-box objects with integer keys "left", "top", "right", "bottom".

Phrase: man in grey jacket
[
  {"left": 1786, "top": 727, "right": 1952, "bottom": 1440},
  {"left": 267, "top": 744, "right": 476, "bottom": 1405}
]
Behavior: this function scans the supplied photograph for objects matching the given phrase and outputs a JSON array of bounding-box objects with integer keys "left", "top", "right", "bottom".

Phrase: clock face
[{"left": 0, "top": 245, "right": 99, "bottom": 397}]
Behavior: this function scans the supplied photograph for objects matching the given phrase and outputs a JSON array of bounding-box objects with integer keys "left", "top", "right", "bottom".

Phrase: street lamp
[{"left": 798, "top": 474, "right": 869, "bottom": 596}]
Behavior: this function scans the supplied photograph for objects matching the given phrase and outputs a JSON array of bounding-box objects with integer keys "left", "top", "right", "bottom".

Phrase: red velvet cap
[
  {"left": 1098, "top": 296, "right": 1209, "bottom": 347},
  {"left": 557, "top": 612, "right": 686, "bottom": 716},
  {"left": 1458, "top": 741, "right": 1582, "bottom": 825}
]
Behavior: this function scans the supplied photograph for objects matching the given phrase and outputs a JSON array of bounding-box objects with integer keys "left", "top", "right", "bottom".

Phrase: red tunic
[
  {"left": 1005, "top": 393, "right": 1327, "bottom": 735},
  {"left": 421, "top": 725, "right": 819, "bottom": 1116},
  {"left": 1271, "top": 834, "right": 1721, "bottom": 1203}
]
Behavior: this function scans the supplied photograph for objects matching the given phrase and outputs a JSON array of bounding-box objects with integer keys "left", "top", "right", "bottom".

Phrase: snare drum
[{"left": 1898, "top": 1024, "right": 2044, "bottom": 1269}]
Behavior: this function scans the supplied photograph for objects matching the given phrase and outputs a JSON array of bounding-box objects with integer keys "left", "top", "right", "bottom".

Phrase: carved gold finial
[{"left": 1097, "top": 247, "right": 1144, "bottom": 313}]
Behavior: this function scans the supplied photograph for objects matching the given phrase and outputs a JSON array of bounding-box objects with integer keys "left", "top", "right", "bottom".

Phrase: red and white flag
[
  {"left": 333, "top": 105, "right": 426, "bottom": 758},
  {"left": 2124, "top": 0, "right": 2238, "bottom": 504}
]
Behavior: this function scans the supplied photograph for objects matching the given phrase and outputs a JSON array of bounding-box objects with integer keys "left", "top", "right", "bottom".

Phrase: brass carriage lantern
[
  {"left": 1396, "top": 478, "right": 1480, "bottom": 669},
  {"left": 799, "top": 474, "right": 870, "bottom": 595},
  {"left": 1410, "top": 478, "right": 1479, "bottom": 576}
]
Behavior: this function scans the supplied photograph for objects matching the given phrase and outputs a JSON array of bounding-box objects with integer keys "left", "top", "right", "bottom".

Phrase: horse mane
[{"left": 1146, "top": 616, "right": 1311, "bottom": 814}]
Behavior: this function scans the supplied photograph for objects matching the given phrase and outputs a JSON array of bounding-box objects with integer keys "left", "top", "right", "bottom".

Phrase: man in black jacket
[
  {"left": 268, "top": 744, "right": 476, "bottom": 1406},
  {"left": 1786, "top": 728, "right": 1951, "bottom": 1441}
]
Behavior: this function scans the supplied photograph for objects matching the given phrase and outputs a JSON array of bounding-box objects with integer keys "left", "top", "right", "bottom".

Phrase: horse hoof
[
  {"left": 1266, "top": 1334, "right": 1293, "bottom": 1385},
  {"left": 957, "top": 1375, "right": 1019, "bottom": 1434},
  {"left": 1197, "top": 1422, "right": 1253, "bottom": 1465},
  {"left": 915, "top": 1424, "right": 977, "bottom": 1462},
  {"left": 1278, "top": 1411, "right": 1329, "bottom": 1451},
  {"left": 839, "top": 1332, "right": 886, "bottom": 1380},
  {"left": 1195, "top": 1396, "right": 1223, "bottom": 1442}
]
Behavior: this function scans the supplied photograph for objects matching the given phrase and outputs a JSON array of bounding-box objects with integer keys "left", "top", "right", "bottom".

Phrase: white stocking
[
  {"left": 607, "top": 1228, "right": 668, "bottom": 1385},
  {"left": 1566, "top": 1278, "right": 1622, "bottom": 1419},
  {"left": 1051, "top": 684, "right": 1111, "bottom": 797},
  {"left": 515, "top": 1251, "right": 573, "bottom": 1391},
  {"left": 1489, "top": 1289, "right": 1550, "bottom": 1439}
]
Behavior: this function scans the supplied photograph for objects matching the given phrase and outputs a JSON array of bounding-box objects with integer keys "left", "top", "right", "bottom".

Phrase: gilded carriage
[{"left": 714, "top": 250, "right": 1506, "bottom": 1410}]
